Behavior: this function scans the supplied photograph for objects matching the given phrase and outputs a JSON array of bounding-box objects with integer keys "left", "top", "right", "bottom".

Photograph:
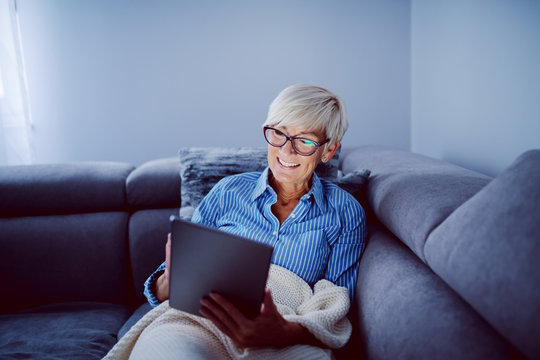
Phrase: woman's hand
[
  {"left": 200, "top": 289, "right": 321, "bottom": 349},
  {"left": 155, "top": 234, "right": 172, "bottom": 302}
]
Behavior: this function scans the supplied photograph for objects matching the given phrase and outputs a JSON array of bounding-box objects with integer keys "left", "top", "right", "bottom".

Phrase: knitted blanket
[{"left": 103, "top": 265, "right": 351, "bottom": 360}]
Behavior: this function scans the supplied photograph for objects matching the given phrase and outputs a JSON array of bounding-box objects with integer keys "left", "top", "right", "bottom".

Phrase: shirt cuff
[{"left": 143, "top": 262, "right": 166, "bottom": 308}]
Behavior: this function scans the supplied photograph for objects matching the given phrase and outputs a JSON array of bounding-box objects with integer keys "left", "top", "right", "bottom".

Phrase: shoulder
[
  {"left": 193, "top": 171, "right": 263, "bottom": 223},
  {"left": 208, "top": 171, "right": 262, "bottom": 199},
  {"left": 214, "top": 171, "right": 261, "bottom": 189}
]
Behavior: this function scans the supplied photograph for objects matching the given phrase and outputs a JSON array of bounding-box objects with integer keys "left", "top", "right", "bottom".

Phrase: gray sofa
[{"left": 0, "top": 145, "right": 538, "bottom": 360}]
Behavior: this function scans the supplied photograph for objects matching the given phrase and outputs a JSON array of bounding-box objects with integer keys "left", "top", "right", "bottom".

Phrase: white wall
[
  {"left": 411, "top": 0, "right": 540, "bottom": 176},
  {"left": 15, "top": 0, "right": 411, "bottom": 165}
]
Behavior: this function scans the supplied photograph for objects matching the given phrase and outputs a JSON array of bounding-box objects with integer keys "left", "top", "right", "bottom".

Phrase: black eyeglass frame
[{"left": 263, "top": 126, "right": 329, "bottom": 156}]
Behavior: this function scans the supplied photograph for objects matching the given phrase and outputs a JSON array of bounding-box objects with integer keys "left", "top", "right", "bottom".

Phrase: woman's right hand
[{"left": 155, "top": 233, "right": 171, "bottom": 302}]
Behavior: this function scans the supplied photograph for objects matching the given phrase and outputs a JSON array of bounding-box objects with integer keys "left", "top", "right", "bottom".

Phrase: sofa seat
[{"left": 0, "top": 302, "right": 131, "bottom": 360}]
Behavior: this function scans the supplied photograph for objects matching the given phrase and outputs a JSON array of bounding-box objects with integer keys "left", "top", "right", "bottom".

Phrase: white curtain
[{"left": 0, "top": 0, "right": 33, "bottom": 165}]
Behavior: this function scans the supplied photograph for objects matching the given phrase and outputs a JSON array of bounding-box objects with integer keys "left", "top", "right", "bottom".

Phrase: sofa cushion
[
  {"left": 178, "top": 146, "right": 340, "bottom": 220},
  {"left": 126, "top": 158, "right": 180, "bottom": 209},
  {"left": 0, "top": 302, "right": 131, "bottom": 360},
  {"left": 0, "top": 212, "right": 133, "bottom": 313},
  {"left": 354, "top": 227, "right": 523, "bottom": 360},
  {"left": 424, "top": 149, "right": 540, "bottom": 360},
  {"left": 340, "top": 145, "right": 491, "bottom": 262},
  {"left": 117, "top": 303, "right": 152, "bottom": 339},
  {"left": 0, "top": 162, "right": 134, "bottom": 217}
]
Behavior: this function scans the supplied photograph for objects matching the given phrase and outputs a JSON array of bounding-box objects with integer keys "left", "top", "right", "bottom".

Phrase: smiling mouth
[{"left": 278, "top": 157, "right": 300, "bottom": 168}]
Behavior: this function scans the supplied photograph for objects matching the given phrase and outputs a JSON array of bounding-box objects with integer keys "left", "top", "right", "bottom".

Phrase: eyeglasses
[{"left": 263, "top": 126, "right": 329, "bottom": 156}]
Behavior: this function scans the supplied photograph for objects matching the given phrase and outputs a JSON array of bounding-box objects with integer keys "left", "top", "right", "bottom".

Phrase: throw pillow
[
  {"left": 334, "top": 169, "right": 371, "bottom": 198},
  {"left": 178, "top": 146, "right": 341, "bottom": 220}
]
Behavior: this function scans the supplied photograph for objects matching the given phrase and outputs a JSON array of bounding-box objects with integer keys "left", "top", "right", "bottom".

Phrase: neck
[{"left": 269, "top": 173, "right": 311, "bottom": 205}]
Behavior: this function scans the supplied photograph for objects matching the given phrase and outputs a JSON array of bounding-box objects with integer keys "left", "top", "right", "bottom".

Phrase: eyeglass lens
[{"left": 264, "top": 128, "right": 318, "bottom": 155}]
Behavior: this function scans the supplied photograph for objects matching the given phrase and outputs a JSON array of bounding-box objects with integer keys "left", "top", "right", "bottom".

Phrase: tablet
[{"left": 169, "top": 216, "right": 274, "bottom": 319}]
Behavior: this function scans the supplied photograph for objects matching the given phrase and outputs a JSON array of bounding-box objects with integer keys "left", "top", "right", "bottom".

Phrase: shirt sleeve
[
  {"left": 324, "top": 196, "right": 366, "bottom": 300},
  {"left": 143, "top": 261, "right": 166, "bottom": 308}
]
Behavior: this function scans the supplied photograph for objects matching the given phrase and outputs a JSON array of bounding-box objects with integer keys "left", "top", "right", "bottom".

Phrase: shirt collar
[
  {"left": 251, "top": 167, "right": 272, "bottom": 201},
  {"left": 250, "top": 167, "right": 327, "bottom": 212},
  {"left": 307, "top": 172, "right": 327, "bottom": 212}
]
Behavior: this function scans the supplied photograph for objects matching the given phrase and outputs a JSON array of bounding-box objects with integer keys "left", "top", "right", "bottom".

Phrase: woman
[{"left": 130, "top": 84, "right": 366, "bottom": 358}]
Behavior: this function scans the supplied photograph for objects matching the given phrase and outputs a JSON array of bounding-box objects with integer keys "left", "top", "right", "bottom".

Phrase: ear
[{"left": 321, "top": 142, "right": 340, "bottom": 163}]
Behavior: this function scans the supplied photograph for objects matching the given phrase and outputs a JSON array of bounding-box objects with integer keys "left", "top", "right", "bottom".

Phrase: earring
[{"left": 322, "top": 157, "right": 327, "bottom": 163}]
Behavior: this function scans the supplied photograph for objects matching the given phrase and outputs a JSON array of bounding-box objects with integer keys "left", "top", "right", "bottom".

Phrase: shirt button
[
  {"left": 272, "top": 231, "right": 277, "bottom": 235},
  {"left": 291, "top": 213, "right": 296, "bottom": 218}
]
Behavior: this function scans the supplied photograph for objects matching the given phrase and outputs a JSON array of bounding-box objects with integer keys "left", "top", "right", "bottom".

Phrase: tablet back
[{"left": 169, "top": 217, "right": 273, "bottom": 319}]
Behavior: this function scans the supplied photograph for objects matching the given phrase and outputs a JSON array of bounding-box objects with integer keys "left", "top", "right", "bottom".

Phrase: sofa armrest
[{"left": 340, "top": 145, "right": 491, "bottom": 262}]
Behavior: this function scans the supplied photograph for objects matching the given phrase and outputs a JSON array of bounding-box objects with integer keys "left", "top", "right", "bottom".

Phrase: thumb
[
  {"left": 261, "top": 289, "right": 278, "bottom": 315},
  {"left": 165, "top": 234, "right": 172, "bottom": 276}
]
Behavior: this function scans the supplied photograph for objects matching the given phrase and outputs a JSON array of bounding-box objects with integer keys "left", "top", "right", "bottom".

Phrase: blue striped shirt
[{"left": 144, "top": 168, "right": 366, "bottom": 307}]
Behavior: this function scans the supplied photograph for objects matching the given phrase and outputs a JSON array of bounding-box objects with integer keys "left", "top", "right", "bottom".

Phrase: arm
[
  {"left": 143, "top": 234, "right": 171, "bottom": 307},
  {"left": 154, "top": 235, "right": 172, "bottom": 302},
  {"left": 325, "top": 196, "right": 366, "bottom": 299}
]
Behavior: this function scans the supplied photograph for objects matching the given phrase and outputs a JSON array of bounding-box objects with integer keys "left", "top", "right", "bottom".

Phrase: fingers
[
  {"left": 261, "top": 289, "right": 279, "bottom": 315},
  {"left": 200, "top": 290, "right": 292, "bottom": 349},
  {"left": 165, "top": 233, "right": 171, "bottom": 276},
  {"left": 199, "top": 305, "right": 230, "bottom": 335},
  {"left": 210, "top": 293, "right": 250, "bottom": 323},
  {"left": 200, "top": 294, "right": 242, "bottom": 341}
]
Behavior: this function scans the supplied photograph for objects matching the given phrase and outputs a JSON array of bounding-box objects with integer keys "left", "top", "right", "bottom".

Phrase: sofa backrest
[
  {"left": 0, "top": 162, "right": 133, "bottom": 217},
  {"left": 0, "top": 162, "right": 136, "bottom": 313}
]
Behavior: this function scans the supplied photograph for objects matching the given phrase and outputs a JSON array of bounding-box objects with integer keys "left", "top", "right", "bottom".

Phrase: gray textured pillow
[{"left": 178, "top": 146, "right": 340, "bottom": 220}]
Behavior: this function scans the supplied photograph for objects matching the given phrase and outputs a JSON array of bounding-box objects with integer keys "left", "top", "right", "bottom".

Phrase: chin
[
  {"left": 271, "top": 165, "right": 312, "bottom": 188},
  {"left": 269, "top": 162, "right": 296, "bottom": 181}
]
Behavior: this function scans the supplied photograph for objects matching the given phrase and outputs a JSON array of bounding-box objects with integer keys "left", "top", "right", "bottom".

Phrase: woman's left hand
[{"left": 200, "top": 288, "right": 307, "bottom": 348}]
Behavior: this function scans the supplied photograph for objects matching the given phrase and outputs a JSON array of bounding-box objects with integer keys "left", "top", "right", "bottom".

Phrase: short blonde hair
[{"left": 263, "top": 84, "right": 348, "bottom": 150}]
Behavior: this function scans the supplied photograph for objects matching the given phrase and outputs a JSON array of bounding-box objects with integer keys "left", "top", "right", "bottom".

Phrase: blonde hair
[{"left": 263, "top": 84, "right": 348, "bottom": 150}]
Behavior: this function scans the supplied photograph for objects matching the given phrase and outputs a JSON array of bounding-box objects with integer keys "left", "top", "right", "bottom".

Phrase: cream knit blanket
[{"left": 103, "top": 265, "right": 351, "bottom": 360}]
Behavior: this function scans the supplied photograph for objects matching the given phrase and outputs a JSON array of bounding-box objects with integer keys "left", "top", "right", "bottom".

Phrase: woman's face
[{"left": 266, "top": 125, "right": 334, "bottom": 188}]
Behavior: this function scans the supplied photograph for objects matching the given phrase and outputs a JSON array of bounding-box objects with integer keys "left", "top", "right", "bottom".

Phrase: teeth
[{"left": 278, "top": 158, "right": 299, "bottom": 167}]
